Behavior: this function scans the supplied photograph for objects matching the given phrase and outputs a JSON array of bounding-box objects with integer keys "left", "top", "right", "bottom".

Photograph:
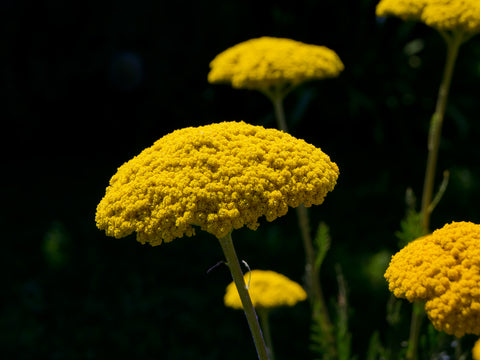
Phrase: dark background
[{"left": 2, "top": 0, "right": 480, "bottom": 359}]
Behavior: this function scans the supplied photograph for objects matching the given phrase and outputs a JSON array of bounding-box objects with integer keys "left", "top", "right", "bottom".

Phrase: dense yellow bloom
[
  {"left": 208, "top": 37, "right": 344, "bottom": 92},
  {"left": 376, "top": 0, "right": 426, "bottom": 21},
  {"left": 385, "top": 221, "right": 480, "bottom": 337},
  {"left": 224, "top": 270, "right": 307, "bottom": 309},
  {"left": 376, "top": 0, "right": 480, "bottom": 34},
  {"left": 96, "top": 121, "right": 339, "bottom": 245},
  {"left": 422, "top": 0, "right": 480, "bottom": 34},
  {"left": 473, "top": 338, "right": 480, "bottom": 360}
]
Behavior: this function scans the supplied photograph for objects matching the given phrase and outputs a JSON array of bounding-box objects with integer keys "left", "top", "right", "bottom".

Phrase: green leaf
[
  {"left": 314, "top": 222, "right": 331, "bottom": 272},
  {"left": 395, "top": 188, "right": 424, "bottom": 248}
]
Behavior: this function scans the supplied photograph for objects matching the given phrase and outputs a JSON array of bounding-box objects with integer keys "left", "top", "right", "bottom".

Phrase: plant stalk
[
  {"left": 218, "top": 233, "right": 269, "bottom": 360},
  {"left": 266, "top": 88, "right": 337, "bottom": 357},
  {"left": 408, "top": 30, "right": 464, "bottom": 360},
  {"left": 258, "top": 309, "right": 275, "bottom": 360},
  {"left": 420, "top": 31, "right": 463, "bottom": 233},
  {"left": 270, "top": 91, "right": 289, "bottom": 132}
]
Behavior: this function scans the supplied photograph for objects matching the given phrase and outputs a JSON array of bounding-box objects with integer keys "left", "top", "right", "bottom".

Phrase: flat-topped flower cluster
[
  {"left": 224, "top": 270, "right": 307, "bottom": 309},
  {"left": 96, "top": 121, "right": 339, "bottom": 245},
  {"left": 208, "top": 37, "right": 344, "bottom": 92},
  {"left": 385, "top": 221, "right": 480, "bottom": 337},
  {"left": 376, "top": 0, "right": 480, "bottom": 34}
]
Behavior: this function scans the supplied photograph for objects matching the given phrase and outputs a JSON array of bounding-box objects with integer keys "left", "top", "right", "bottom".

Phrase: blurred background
[{"left": 2, "top": 0, "right": 480, "bottom": 359}]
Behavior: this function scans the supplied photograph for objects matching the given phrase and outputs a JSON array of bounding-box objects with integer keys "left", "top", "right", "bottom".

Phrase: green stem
[
  {"left": 406, "top": 302, "right": 424, "bottom": 360},
  {"left": 408, "top": 30, "right": 464, "bottom": 360},
  {"left": 270, "top": 91, "right": 289, "bottom": 132},
  {"left": 264, "top": 89, "right": 336, "bottom": 358},
  {"left": 258, "top": 309, "right": 275, "bottom": 360},
  {"left": 218, "top": 233, "right": 269, "bottom": 360},
  {"left": 420, "top": 31, "right": 463, "bottom": 234}
]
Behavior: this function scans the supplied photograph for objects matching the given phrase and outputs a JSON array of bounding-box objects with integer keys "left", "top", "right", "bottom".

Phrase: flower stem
[
  {"left": 420, "top": 31, "right": 463, "bottom": 233},
  {"left": 270, "top": 91, "right": 289, "bottom": 132},
  {"left": 407, "top": 30, "right": 464, "bottom": 360},
  {"left": 406, "top": 302, "right": 424, "bottom": 360},
  {"left": 218, "top": 233, "right": 269, "bottom": 360},
  {"left": 265, "top": 89, "right": 337, "bottom": 358},
  {"left": 258, "top": 309, "right": 275, "bottom": 360}
]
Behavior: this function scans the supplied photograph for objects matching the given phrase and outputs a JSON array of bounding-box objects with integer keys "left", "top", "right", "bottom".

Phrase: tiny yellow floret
[
  {"left": 208, "top": 37, "right": 344, "bottom": 92},
  {"left": 376, "top": 0, "right": 480, "bottom": 35},
  {"left": 224, "top": 270, "right": 307, "bottom": 309},
  {"left": 385, "top": 221, "right": 480, "bottom": 337},
  {"left": 96, "top": 121, "right": 339, "bottom": 245},
  {"left": 473, "top": 338, "right": 480, "bottom": 360}
]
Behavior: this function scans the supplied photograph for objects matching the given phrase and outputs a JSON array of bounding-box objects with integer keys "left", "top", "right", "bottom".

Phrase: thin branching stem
[{"left": 420, "top": 31, "right": 463, "bottom": 233}]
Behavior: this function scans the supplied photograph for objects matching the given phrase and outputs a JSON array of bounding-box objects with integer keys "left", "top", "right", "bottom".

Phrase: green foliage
[
  {"left": 310, "top": 266, "right": 356, "bottom": 360},
  {"left": 42, "top": 221, "right": 70, "bottom": 270},
  {"left": 363, "top": 249, "right": 392, "bottom": 289},
  {"left": 310, "top": 221, "right": 335, "bottom": 360},
  {"left": 314, "top": 221, "right": 331, "bottom": 272},
  {"left": 310, "top": 300, "right": 336, "bottom": 360},
  {"left": 310, "top": 222, "right": 356, "bottom": 360},
  {"left": 395, "top": 189, "right": 424, "bottom": 248},
  {"left": 366, "top": 331, "right": 387, "bottom": 360},
  {"left": 334, "top": 264, "right": 355, "bottom": 360},
  {"left": 386, "top": 295, "right": 403, "bottom": 328}
]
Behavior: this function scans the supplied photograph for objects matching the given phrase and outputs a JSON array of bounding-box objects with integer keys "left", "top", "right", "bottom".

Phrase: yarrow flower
[
  {"left": 207, "top": 37, "right": 344, "bottom": 93},
  {"left": 473, "top": 338, "right": 480, "bottom": 360},
  {"left": 224, "top": 270, "right": 307, "bottom": 309},
  {"left": 385, "top": 221, "right": 480, "bottom": 337},
  {"left": 95, "top": 121, "right": 339, "bottom": 245},
  {"left": 376, "top": 0, "right": 480, "bottom": 35},
  {"left": 376, "top": 0, "right": 426, "bottom": 22}
]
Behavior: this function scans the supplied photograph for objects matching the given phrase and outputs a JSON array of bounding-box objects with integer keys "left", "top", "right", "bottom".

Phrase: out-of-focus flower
[
  {"left": 208, "top": 37, "right": 344, "bottom": 93},
  {"left": 96, "top": 121, "right": 339, "bottom": 245},
  {"left": 422, "top": 0, "right": 480, "bottom": 34},
  {"left": 224, "top": 270, "right": 307, "bottom": 309},
  {"left": 472, "top": 338, "right": 480, "bottom": 360},
  {"left": 376, "top": 0, "right": 426, "bottom": 22},
  {"left": 376, "top": 0, "right": 480, "bottom": 35},
  {"left": 385, "top": 221, "right": 480, "bottom": 337}
]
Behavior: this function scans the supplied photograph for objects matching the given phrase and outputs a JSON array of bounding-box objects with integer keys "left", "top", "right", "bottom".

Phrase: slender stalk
[
  {"left": 420, "top": 31, "right": 463, "bottom": 233},
  {"left": 406, "top": 302, "right": 424, "bottom": 360},
  {"left": 264, "top": 88, "right": 336, "bottom": 357},
  {"left": 258, "top": 309, "right": 275, "bottom": 360},
  {"left": 407, "top": 30, "right": 464, "bottom": 360},
  {"left": 218, "top": 233, "right": 269, "bottom": 360},
  {"left": 270, "top": 92, "right": 289, "bottom": 132}
]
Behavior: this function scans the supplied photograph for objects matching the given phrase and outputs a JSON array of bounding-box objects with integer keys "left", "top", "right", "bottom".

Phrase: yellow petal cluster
[
  {"left": 95, "top": 121, "right": 339, "bottom": 245},
  {"left": 385, "top": 221, "right": 480, "bottom": 337},
  {"left": 422, "top": 0, "right": 480, "bottom": 34},
  {"left": 376, "top": 0, "right": 427, "bottom": 21},
  {"left": 376, "top": 0, "right": 480, "bottom": 34},
  {"left": 207, "top": 37, "right": 344, "bottom": 91},
  {"left": 473, "top": 338, "right": 480, "bottom": 360},
  {"left": 224, "top": 270, "right": 307, "bottom": 309}
]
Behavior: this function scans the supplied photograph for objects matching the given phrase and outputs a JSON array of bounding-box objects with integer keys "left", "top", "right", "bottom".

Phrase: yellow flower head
[
  {"left": 224, "top": 270, "right": 307, "bottom": 309},
  {"left": 385, "top": 221, "right": 480, "bottom": 337},
  {"left": 422, "top": 0, "right": 480, "bottom": 34},
  {"left": 376, "top": 0, "right": 427, "bottom": 21},
  {"left": 376, "top": 0, "right": 480, "bottom": 34},
  {"left": 473, "top": 338, "right": 480, "bottom": 360},
  {"left": 207, "top": 37, "right": 344, "bottom": 92},
  {"left": 96, "top": 121, "right": 339, "bottom": 245}
]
